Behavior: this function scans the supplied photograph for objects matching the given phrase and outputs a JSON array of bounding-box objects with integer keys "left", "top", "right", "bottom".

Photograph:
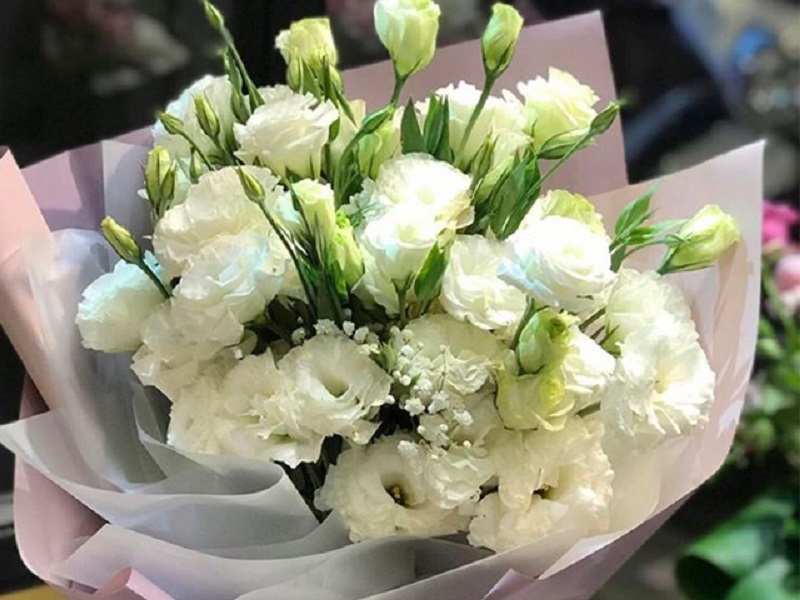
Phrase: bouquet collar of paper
[{"left": 0, "top": 1, "right": 762, "bottom": 599}]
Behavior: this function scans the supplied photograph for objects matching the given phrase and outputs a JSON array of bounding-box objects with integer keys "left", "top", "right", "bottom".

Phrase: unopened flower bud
[
  {"left": 375, "top": 0, "right": 441, "bottom": 79},
  {"left": 101, "top": 217, "right": 142, "bottom": 265},
  {"left": 236, "top": 167, "right": 266, "bottom": 204},
  {"left": 189, "top": 150, "right": 204, "bottom": 183},
  {"left": 663, "top": 204, "right": 741, "bottom": 272},
  {"left": 332, "top": 211, "right": 365, "bottom": 289},
  {"left": 158, "top": 112, "right": 184, "bottom": 136},
  {"left": 202, "top": 0, "right": 225, "bottom": 31},
  {"left": 516, "top": 308, "right": 576, "bottom": 374},
  {"left": 193, "top": 94, "right": 221, "bottom": 140},
  {"left": 276, "top": 18, "right": 338, "bottom": 86},
  {"left": 482, "top": 3, "right": 523, "bottom": 77},
  {"left": 497, "top": 366, "right": 568, "bottom": 431},
  {"left": 144, "top": 146, "right": 171, "bottom": 208}
]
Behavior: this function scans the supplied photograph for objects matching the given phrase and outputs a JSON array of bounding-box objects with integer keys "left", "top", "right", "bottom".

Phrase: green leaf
[
  {"left": 590, "top": 102, "right": 621, "bottom": 136},
  {"left": 677, "top": 492, "right": 797, "bottom": 600},
  {"left": 414, "top": 243, "right": 449, "bottom": 305},
  {"left": 432, "top": 98, "right": 453, "bottom": 162},
  {"left": 360, "top": 105, "right": 395, "bottom": 136},
  {"left": 614, "top": 183, "right": 659, "bottom": 238},
  {"left": 758, "top": 337, "right": 784, "bottom": 361},
  {"left": 422, "top": 94, "right": 441, "bottom": 150},
  {"left": 470, "top": 137, "right": 496, "bottom": 190},
  {"left": 421, "top": 94, "right": 453, "bottom": 162},
  {"left": 401, "top": 98, "right": 425, "bottom": 154},
  {"left": 727, "top": 558, "right": 797, "bottom": 600}
]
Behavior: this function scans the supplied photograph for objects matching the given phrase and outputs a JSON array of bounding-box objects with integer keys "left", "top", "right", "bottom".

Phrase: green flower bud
[
  {"left": 375, "top": 0, "right": 441, "bottom": 79},
  {"left": 664, "top": 204, "right": 741, "bottom": 272},
  {"left": 193, "top": 94, "right": 221, "bottom": 141},
  {"left": 144, "top": 146, "right": 171, "bottom": 209},
  {"left": 516, "top": 308, "right": 575, "bottom": 374},
  {"left": 101, "top": 217, "right": 142, "bottom": 265},
  {"left": 189, "top": 151, "right": 205, "bottom": 183},
  {"left": 236, "top": 167, "right": 266, "bottom": 204},
  {"left": 158, "top": 112, "right": 184, "bottom": 136},
  {"left": 275, "top": 18, "right": 339, "bottom": 80},
  {"left": 497, "top": 364, "right": 570, "bottom": 431},
  {"left": 482, "top": 3, "right": 523, "bottom": 77},
  {"left": 160, "top": 163, "right": 177, "bottom": 205},
  {"left": 332, "top": 211, "right": 365, "bottom": 289},
  {"left": 475, "top": 155, "right": 514, "bottom": 205},
  {"left": 202, "top": 0, "right": 225, "bottom": 31},
  {"left": 292, "top": 179, "right": 337, "bottom": 240}
]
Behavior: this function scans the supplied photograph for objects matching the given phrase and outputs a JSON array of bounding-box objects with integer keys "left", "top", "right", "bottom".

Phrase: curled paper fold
[{"left": 0, "top": 13, "right": 761, "bottom": 600}]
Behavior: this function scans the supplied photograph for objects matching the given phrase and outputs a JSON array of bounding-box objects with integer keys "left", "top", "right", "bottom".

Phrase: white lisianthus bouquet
[
  {"left": 0, "top": 2, "right": 762, "bottom": 599},
  {"left": 73, "top": 0, "right": 741, "bottom": 553}
]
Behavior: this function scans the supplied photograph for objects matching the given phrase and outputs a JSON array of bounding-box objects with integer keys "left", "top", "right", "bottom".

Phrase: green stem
[
  {"left": 576, "top": 403, "right": 601, "bottom": 418},
  {"left": 456, "top": 75, "right": 495, "bottom": 162},
  {"left": 179, "top": 131, "right": 215, "bottom": 170},
  {"left": 254, "top": 202, "right": 317, "bottom": 323},
  {"left": 139, "top": 260, "right": 171, "bottom": 299},
  {"left": 580, "top": 308, "right": 606, "bottom": 332},
  {"left": 396, "top": 284, "right": 409, "bottom": 328},
  {"left": 511, "top": 298, "right": 537, "bottom": 349},
  {"left": 390, "top": 73, "right": 407, "bottom": 107}
]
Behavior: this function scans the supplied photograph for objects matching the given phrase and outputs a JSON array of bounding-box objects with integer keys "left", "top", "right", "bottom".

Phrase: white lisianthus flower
[
  {"left": 132, "top": 303, "right": 236, "bottom": 401},
  {"left": 420, "top": 82, "right": 529, "bottom": 167},
  {"left": 562, "top": 330, "right": 616, "bottom": 415},
  {"left": 153, "top": 166, "right": 284, "bottom": 279},
  {"left": 501, "top": 216, "right": 615, "bottom": 314},
  {"left": 171, "top": 232, "right": 285, "bottom": 347},
  {"left": 317, "top": 435, "right": 469, "bottom": 541},
  {"left": 521, "top": 189, "right": 607, "bottom": 237},
  {"left": 167, "top": 364, "right": 236, "bottom": 456},
  {"left": 604, "top": 269, "right": 693, "bottom": 347},
  {"left": 517, "top": 68, "right": 599, "bottom": 150},
  {"left": 360, "top": 154, "right": 474, "bottom": 228},
  {"left": 405, "top": 314, "right": 505, "bottom": 396},
  {"left": 221, "top": 352, "right": 324, "bottom": 466},
  {"left": 361, "top": 206, "right": 445, "bottom": 286},
  {"left": 469, "top": 418, "right": 613, "bottom": 552},
  {"left": 76, "top": 255, "right": 166, "bottom": 353},
  {"left": 601, "top": 318, "right": 715, "bottom": 446},
  {"left": 374, "top": 0, "right": 441, "bottom": 79},
  {"left": 153, "top": 75, "right": 234, "bottom": 161},
  {"left": 234, "top": 86, "right": 338, "bottom": 179},
  {"left": 398, "top": 440, "right": 493, "bottom": 510},
  {"left": 418, "top": 391, "right": 504, "bottom": 448},
  {"left": 279, "top": 335, "right": 393, "bottom": 445},
  {"left": 441, "top": 235, "right": 527, "bottom": 332},
  {"left": 410, "top": 394, "right": 502, "bottom": 495}
]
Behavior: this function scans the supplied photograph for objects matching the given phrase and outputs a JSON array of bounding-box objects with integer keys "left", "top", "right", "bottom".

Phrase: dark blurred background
[{"left": 0, "top": 0, "right": 798, "bottom": 597}]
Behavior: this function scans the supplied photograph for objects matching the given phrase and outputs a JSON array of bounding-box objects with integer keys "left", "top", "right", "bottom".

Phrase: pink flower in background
[
  {"left": 762, "top": 201, "right": 799, "bottom": 249},
  {"left": 775, "top": 251, "right": 800, "bottom": 312}
]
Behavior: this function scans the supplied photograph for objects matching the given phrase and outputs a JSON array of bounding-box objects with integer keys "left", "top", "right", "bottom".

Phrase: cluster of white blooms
[{"left": 76, "top": 0, "right": 740, "bottom": 556}]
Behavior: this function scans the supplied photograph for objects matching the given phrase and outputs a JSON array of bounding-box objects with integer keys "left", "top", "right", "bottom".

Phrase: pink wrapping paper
[{"left": 0, "top": 12, "right": 762, "bottom": 600}]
